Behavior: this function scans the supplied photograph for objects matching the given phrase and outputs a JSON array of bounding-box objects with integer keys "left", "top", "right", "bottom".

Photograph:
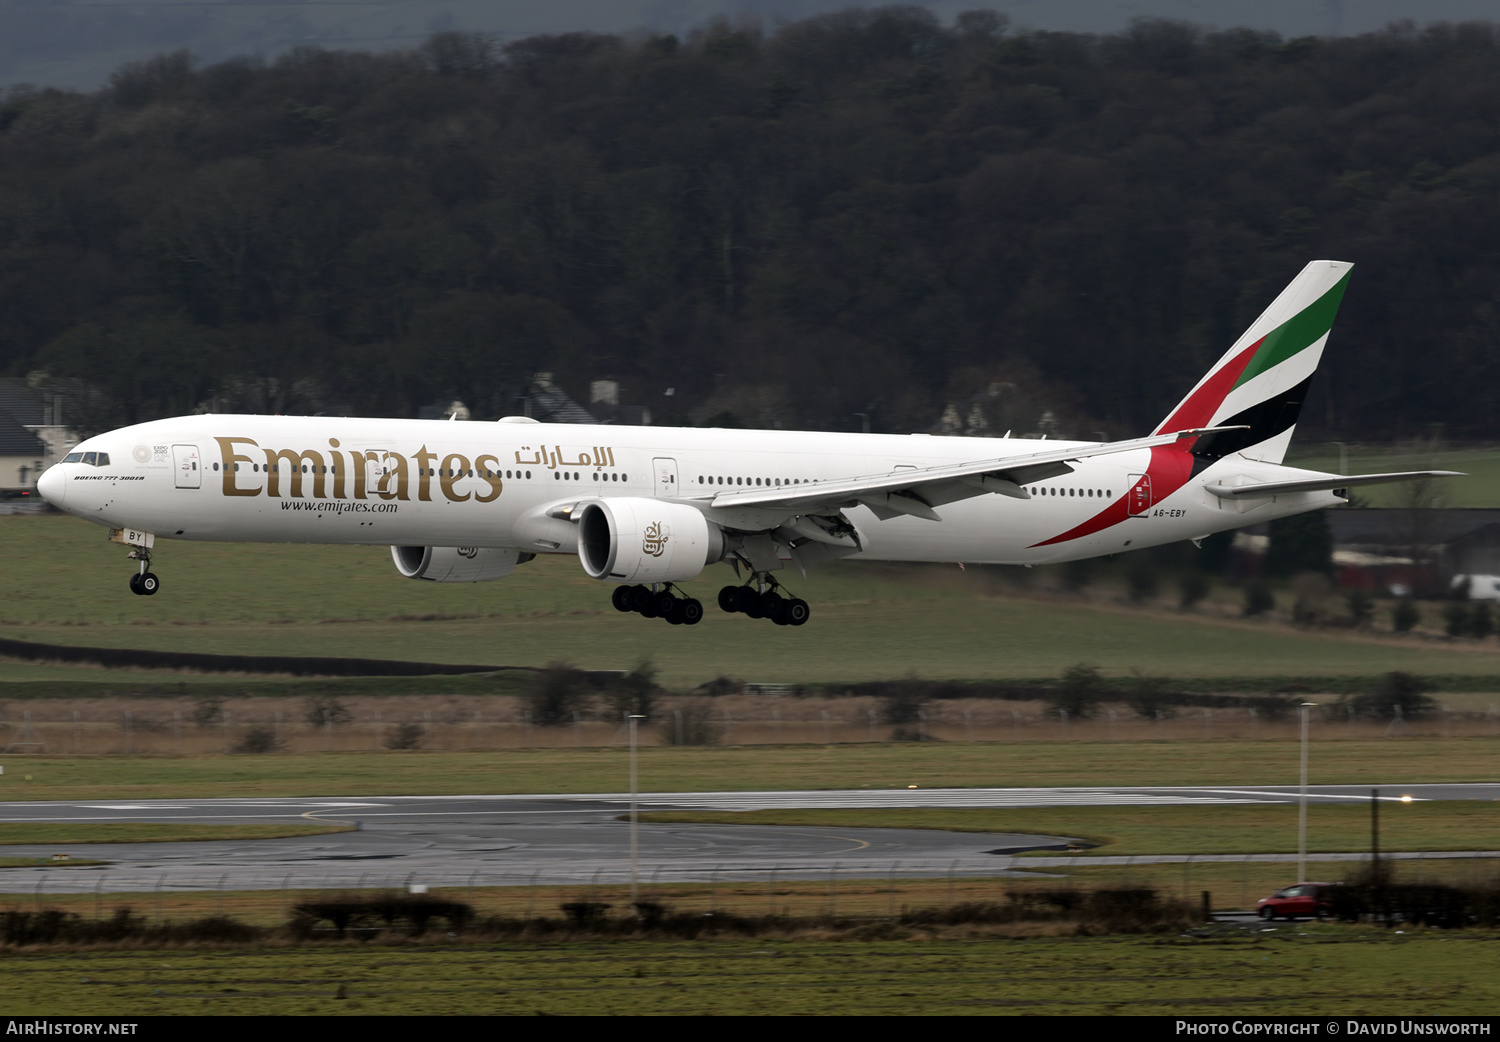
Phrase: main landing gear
[
  {"left": 612, "top": 583, "right": 704, "bottom": 625},
  {"left": 718, "top": 580, "right": 810, "bottom": 627},
  {"left": 127, "top": 549, "right": 160, "bottom": 596}
]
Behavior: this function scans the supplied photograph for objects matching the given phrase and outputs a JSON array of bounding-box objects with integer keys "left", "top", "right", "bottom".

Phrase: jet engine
[
  {"left": 390, "top": 545, "right": 522, "bottom": 582},
  {"left": 576, "top": 498, "right": 724, "bottom": 583}
]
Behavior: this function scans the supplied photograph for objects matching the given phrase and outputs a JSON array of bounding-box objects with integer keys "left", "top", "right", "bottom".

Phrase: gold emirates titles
[{"left": 212, "top": 437, "right": 619, "bottom": 504}]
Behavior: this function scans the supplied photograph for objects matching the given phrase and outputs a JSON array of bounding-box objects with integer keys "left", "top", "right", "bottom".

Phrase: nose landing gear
[{"left": 127, "top": 550, "right": 160, "bottom": 596}]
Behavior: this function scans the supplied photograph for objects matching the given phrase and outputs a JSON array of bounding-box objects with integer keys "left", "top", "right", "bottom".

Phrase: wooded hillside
[{"left": 3, "top": 10, "right": 1498, "bottom": 438}]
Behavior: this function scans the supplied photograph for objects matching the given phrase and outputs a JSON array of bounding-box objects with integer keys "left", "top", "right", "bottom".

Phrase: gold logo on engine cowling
[
  {"left": 642, "top": 521, "right": 668, "bottom": 557},
  {"left": 457, "top": 547, "right": 479, "bottom": 559}
]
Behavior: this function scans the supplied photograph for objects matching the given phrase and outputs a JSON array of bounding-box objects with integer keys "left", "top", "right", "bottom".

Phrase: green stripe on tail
[{"left": 1232, "top": 270, "right": 1352, "bottom": 390}]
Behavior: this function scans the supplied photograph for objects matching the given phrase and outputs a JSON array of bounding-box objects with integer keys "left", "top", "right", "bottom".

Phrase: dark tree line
[{"left": 3, "top": 10, "right": 1500, "bottom": 437}]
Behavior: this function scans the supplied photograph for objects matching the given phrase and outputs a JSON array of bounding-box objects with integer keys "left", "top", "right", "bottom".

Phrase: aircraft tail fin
[{"left": 1153, "top": 260, "right": 1352, "bottom": 465}]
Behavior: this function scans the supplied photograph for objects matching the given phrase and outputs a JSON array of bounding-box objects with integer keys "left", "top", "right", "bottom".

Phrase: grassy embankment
[
  {"left": 0, "top": 931, "right": 1496, "bottom": 1015},
  {"left": 0, "top": 738, "right": 1495, "bottom": 802}
]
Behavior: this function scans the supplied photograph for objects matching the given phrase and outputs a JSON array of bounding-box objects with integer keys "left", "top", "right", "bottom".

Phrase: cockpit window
[
  {"left": 62, "top": 453, "right": 83, "bottom": 463},
  {"left": 82, "top": 452, "right": 97, "bottom": 465},
  {"left": 96, "top": 453, "right": 109, "bottom": 467},
  {"left": 64, "top": 452, "right": 109, "bottom": 466}
]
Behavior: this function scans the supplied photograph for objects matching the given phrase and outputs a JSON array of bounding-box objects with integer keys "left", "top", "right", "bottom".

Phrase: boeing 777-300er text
[{"left": 38, "top": 260, "right": 1459, "bottom": 627}]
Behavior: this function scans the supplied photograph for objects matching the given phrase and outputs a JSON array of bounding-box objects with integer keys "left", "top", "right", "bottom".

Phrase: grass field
[
  {"left": 7, "top": 516, "right": 1500, "bottom": 690},
  {"left": 0, "top": 930, "right": 1495, "bottom": 1015},
  {"left": 638, "top": 803, "right": 1500, "bottom": 857},
  {"left": 0, "top": 739, "right": 1494, "bottom": 802},
  {"left": 7, "top": 509, "right": 1500, "bottom": 1015}
]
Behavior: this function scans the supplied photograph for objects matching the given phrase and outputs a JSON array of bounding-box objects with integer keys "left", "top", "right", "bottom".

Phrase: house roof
[
  {"left": 0, "top": 413, "right": 45, "bottom": 456},
  {"left": 0, "top": 379, "right": 45, "bottom": 426}
]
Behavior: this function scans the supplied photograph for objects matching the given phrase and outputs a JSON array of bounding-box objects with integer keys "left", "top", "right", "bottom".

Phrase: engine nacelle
[
  {"left": 577, "top": 498, "right": 724, "bottom": 583},
  {"left": 391, "top": 545, "right": 521, "bottom": 582}
]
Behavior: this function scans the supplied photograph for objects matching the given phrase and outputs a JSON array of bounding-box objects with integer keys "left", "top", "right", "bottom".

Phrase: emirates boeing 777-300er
[{"left": 37, "top": 260, "right": 1458, "bottom": 627}]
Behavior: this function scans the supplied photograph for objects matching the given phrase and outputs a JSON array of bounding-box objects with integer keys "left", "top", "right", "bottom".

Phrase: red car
[{"left": 1256, "top": 883, "right": 1340, "bottom": 920}]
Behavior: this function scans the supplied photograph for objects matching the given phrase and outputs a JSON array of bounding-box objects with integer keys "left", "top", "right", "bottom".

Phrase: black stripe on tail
[{"left": 1189, "top": 374, "right": 1313, "bottom": 463}]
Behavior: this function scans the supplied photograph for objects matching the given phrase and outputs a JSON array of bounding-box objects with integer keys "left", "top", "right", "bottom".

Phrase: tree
[
  {"left": 1265, "top": 513, "right": 1333, "bottom": 578},
  {"left": 1049, "top": 664, "right": 1104, "bottom": 718},
  {"left": 528, "top": 663, "right": 588, "bottom": 726}
]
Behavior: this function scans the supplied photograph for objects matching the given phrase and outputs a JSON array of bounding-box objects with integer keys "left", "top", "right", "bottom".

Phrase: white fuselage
[{"left": 40, "top": 414, "right": 1341, "bottom": 571}]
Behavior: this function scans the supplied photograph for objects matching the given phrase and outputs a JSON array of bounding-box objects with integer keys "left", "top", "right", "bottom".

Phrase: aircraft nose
[{"left": 36, "top": 465, "right": 66, "bottom": 507}]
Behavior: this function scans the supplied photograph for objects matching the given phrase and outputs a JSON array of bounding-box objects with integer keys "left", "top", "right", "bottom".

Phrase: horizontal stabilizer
[{"left": 1204, "top": 471, "right": 1464, "bottom": 500}]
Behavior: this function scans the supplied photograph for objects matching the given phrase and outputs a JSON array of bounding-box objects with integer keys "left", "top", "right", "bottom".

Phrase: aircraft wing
[
  {"left": 706, "top": 426, "right": 1242, "bottom": 522},
  {"left": 1204, "top": 470, "right": 1464, "bottom": 500}
]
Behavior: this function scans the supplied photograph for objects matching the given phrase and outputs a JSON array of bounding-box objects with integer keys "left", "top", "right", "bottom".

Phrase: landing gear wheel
[
  {"left": 128, "top": 574, "right": 143, "bottom": 596},
  {"left": 612, "top": 585, "right": 633, "bottom": 612},
  {"left": 680, "top": 598, "right": 704, "bottom": 626},
  {"left": 743, "top": 589, "right": 765, "bottom": 619},
  {"left": 761, "top": 591, "right": 787, "bottom": 624},
  {"left": 768, "top": 595, "right": 791, "bottom": 626},
  {"left": 654, "top": 591, "right": 679, "bottom": 620},
  {"left": 139, "top": 572, "right": 160, "bottom": 596},
  {"left": 628, "top": 584, "right": 655, "bottom": 616},
  {"left": 787, "top": 598, "right": 810, "bottom": 626},
  {"left": 718, "top": 586, "right": 740, "bottom": 613}
]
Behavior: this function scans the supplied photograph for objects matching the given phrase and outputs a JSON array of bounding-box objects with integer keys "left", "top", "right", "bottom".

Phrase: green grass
[
  {"left": 0, "top": 823, "right": 351, "bottom": 846},
  {"left": 8, "top": 516, "right": 1500, "bottom": 689},
  {"left": 637, "top": 803, "right": 1500, "bottom": 856},
  {"left": 0, "top": 738, "right": 1494, "bottom": 802},
  {"left": 0, "top": 932, "right": 1495, "bottom": 1015}
]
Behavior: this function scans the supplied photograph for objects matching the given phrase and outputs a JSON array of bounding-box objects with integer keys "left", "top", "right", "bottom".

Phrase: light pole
[
  {"left": 629, "top": 713, "right": 645, "bottom": 905},
  {"left": 1329, "top": 441, "right": 1348, "bottom": 476},
  {"left": 1298, "top": 701, "right": 1318, "bottom": 883}
]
